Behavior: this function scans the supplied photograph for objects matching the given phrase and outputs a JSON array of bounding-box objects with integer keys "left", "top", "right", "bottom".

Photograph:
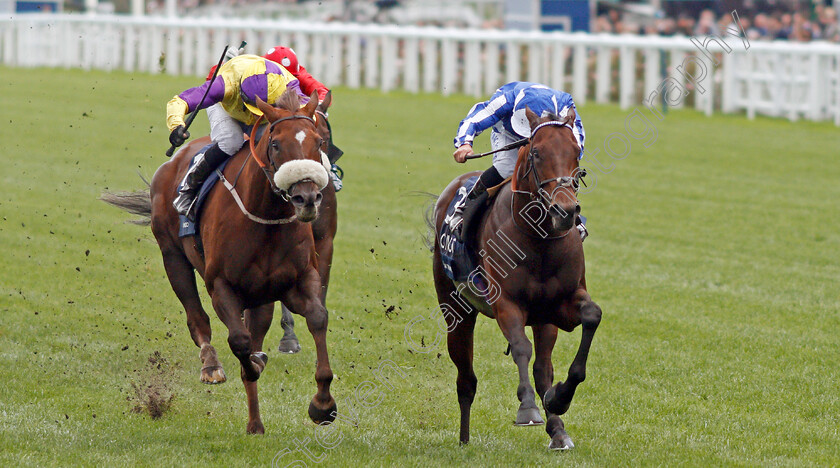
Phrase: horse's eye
[{"left": 270, "top": 140, "right": 279, "bottom": 150}]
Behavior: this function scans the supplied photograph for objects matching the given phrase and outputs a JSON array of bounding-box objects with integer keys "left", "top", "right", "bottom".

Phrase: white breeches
[
  {"left": 207, "top": 103, "right": 246, "bottom": 156},
  {"left": 490, "top": 123, "right": 519, "bottom": 178}
]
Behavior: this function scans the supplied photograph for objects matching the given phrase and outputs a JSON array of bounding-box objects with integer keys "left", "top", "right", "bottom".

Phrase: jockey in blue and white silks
[{"left": 450, "top": 81, "right": 587, "bottom": 241}]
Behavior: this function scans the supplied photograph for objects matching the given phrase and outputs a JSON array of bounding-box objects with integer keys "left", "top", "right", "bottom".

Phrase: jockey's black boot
[
  {"left": 456, "top": 166, "right": 504, "bottom": 243},
  {"left": 173, "top": 143, "right": 230, "bottom": 222}
]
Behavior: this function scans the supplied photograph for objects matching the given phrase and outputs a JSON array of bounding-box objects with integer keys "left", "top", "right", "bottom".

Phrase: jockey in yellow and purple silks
[{"left": 166, "top": 54, "right": 308, "bottom": 221}]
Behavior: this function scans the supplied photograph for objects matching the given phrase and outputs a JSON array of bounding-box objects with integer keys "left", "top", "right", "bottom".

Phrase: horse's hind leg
[
  {"left": 533, "top": 324, "right": 574, "bottom": 450},
  {"left": 277, "top": 225, "right": 335, "bottom": 354},
  {"left": 159, "top": 247, "right": 226, "bottom": 384},
  {"left": 242, "top": 303, "right": 274, "bottom": 435},
  {"left": 494, "top": 298, "right": 544, "bottom": 426},
  {"left": 444, "top": 299, "right": 478, "bottom": 444},
  {"left": 277, "top": 304, "right": 301, "bottom": 354},
  {"left": 544, "top": 293, "right": 602, "bottom": 417}
]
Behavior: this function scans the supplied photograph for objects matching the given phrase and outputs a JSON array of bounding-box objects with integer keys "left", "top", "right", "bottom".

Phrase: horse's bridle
[
  {"left": 512, "top": 120, "right": 587, "bottom": 238},
  {"left": 248, "top": 113, "right": 321, "bottom": 199}
]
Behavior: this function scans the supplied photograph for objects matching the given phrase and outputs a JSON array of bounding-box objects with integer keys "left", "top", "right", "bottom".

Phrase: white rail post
[
  {"left": 325, "top": 32, "right": 342, "bottom": 88},
  {"left": 549, "top": 42, "right": 566, "bottom": 92},
  {"left": 123, "top": 23, "right": 136, "bottom": 72},
  {"left": 484, "top": 40, "right": 500, "bottom": 94},
  {"left": 404, "top": 36, "right": 419, "bottom": 93},
  {"left": 595, "top": 46, "right": 610, "bottom": 103},
  {"left": 465, "top": 39, "right": 481, "bottom": 96},
  {"left": 669, "top": 49, "right": 686, "bottom": 109},
  {"left": 346, "top": 33, "right": 361, "bottom": 89},
  {"left": 619, "top": 45, "right": 634, "bottom": 110},
  {"left": 808, "top": 51, "right": 822, "bottom": 121},
  {"left": 527, "top": 41, "right": 541, "bottom": 83},
  {"left": 441, "top": 37, "right": 456, "bottom": 96},
  {"left": 380, "top": 33, "right": 397, "bottom": 92},
  {"left": 165, "top": 22, "right": 179, "bottom": 75},
  {"left": 572, "top": 43, "right": 587, "bottom": 105},
  {"left": 644, "top": 47, "right": 660, "bottom": 104},
  {"left": 194, "top": 25, "right": 208, "bottom": 78},
  {"left": 363, "top": 34, "right": 379, "bottom": 89},
  {"left": 422, "top": 37, "right": 438, "bottom": 93},
  {"left": 721, "top": 49, "right": 735, "bottom": 113},
  {"left": 505, "top": 40, "right": 520, "bottom": 83}
]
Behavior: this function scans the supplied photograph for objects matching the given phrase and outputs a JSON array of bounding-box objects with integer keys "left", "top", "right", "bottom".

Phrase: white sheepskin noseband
[{"left": 273, "top": 159, "right": 329, "bottom": 191}]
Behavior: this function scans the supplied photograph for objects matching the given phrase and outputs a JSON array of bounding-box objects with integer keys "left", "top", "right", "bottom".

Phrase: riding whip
[
  {"left": 464, "top": 137, "right": 529, "bottom": 160},
  {"left": 165, "top": 44, "right": 230, "bottom": 157}
]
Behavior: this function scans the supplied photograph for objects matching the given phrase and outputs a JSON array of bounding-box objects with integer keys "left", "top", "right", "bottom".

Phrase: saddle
[{"left": 439, "top": 176, "right": 510, "bottom": 282}]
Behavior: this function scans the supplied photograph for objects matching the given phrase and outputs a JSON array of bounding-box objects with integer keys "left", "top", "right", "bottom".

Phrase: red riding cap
[{"left": 264, "top": 46, "right": 300, "bottom": 75}]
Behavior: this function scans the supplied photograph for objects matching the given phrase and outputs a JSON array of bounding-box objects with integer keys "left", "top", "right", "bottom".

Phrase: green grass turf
[{"left": 0, "top": 66, "right": 838, "bottom": 467}]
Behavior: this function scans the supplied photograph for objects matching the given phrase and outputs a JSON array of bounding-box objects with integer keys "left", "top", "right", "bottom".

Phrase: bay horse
[
  {"left": 105, "top": 90, "right": 337, "bottom": 433},
  {"left": 431, "top": 107, "right": 602, "bottom": 450}
]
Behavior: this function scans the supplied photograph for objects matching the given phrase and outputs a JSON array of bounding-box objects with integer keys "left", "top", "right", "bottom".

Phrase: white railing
[{"left": 2, "top": 14, "right": 839, "bottom": 124}]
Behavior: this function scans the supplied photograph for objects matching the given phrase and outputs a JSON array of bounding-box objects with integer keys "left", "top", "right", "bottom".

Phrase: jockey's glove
[
  {"left": 225, "top": 46, "right": 244, "bottom": 61},
  {"left": 169, "top": 125, "right": 190, "bottom": 147}
]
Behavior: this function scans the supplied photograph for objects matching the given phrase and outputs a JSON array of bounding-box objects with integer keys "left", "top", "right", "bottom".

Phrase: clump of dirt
[{"left": 129, "top": 351, "right": 177, "bottom": 419}]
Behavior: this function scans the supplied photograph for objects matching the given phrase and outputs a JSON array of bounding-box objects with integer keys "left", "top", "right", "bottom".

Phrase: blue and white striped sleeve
[{"left": 453, "top": 91, "right": 513, "bottom": 148}]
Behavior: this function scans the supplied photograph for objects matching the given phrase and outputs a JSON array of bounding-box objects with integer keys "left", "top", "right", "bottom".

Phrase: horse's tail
[
  {"left": 412, "top": 191, "right": 439, "bottom": 253},
  {"left": 99, "top": 189, "right": 152, "bottom": 226}
]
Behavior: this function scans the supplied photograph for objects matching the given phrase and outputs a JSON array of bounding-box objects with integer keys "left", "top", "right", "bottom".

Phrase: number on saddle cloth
[
  {"left": 439, "top": 176, "right": 485, "bottom": 284},
  {"left": 177, "top": 143, "right": 232, "bottom": 238}
]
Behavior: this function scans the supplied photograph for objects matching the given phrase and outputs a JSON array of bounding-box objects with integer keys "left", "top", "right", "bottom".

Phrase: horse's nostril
[
  {"left": 291, "top": 195, "right": 305, "bottom": 205},
  {"left": 315, "top": 192, "right": 323, "bottom": 203}
]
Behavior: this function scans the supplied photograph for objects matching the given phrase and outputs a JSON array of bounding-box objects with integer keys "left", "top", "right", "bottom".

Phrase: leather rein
[
  {"left": 511, "top": 120, "right": 587, "bottom": 239},
  {"left": 215, "top": 112, "right": 319, "bottom": 225}
]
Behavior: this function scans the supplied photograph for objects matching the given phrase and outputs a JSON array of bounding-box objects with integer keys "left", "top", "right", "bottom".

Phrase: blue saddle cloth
[
  {"left": 178, "top": 143, "right": 231, "bottom": 238},
  {"left": 439, "top": 176, "right": 482, "bottom": 282}
]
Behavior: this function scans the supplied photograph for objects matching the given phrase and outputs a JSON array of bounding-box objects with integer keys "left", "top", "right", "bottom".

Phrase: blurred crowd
[
  {"left": 593, "top": 5, "right": 840, "bottom": 43},
  {"left": 140, "top": 0, "right": 840, "bottom": 43}
]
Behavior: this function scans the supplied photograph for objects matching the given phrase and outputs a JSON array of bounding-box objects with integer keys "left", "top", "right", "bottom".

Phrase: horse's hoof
[
  {"left": 200, "top": 366, "right": 227, "bottom": 384},
  {"left": 308, "top": 399, "right": 337, "bottom": 424},
  {"left": 251, "top": 352, "right": 268, "bottom": 366},
  {"left": 246, "top": 420, "right": 265, "bottom": 435},
  {"left": 548, "top": 434, "right": 575, "bottom": 451},
  {"left": 514, "top": 407, "right": 545, "bottom": 426},
  {"left": 278, "top": 338, "right": 301, "bottom": 354}
]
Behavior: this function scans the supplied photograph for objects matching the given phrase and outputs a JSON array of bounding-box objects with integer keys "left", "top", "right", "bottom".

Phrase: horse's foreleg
[
  {"left": 495, "top": 298, "right": 544, "bottom": 426},
  {"left": 210, "top": 278, "right": 266, "bottom": 434},
  {"left": 283, "top": 271, "right": 337, "bottom": 425},
  {"left": 533, "top": 324, "right": 574, "bottom": 450},
  {"left": 159, "top": 247, "right": 225, "bottom": 384},
  {"left": 544, "top": 293, "right": 602, "bottom": 416},
  {"left": 241, "top": 303, "right": 274, "bottom": 435},
  {"left": 210, "top": 279, "right": 262, "bottom": 382}
]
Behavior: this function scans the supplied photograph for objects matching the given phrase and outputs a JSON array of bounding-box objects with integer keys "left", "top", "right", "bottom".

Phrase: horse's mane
[{"left": 275, "top": 88, "right": 301, "bottom": 112}]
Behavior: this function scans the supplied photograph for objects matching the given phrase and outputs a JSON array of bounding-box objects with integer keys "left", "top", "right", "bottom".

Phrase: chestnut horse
[
  {"left": 431, "top": 108, "right": 601, "bottom": 449},
  {"left": 105, "top": 90, "right": 337, "bottom": 433}
]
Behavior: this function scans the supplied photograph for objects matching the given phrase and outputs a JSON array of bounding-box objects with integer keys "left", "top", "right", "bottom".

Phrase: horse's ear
[
  {"left": 301, "top": 91, "right": 318, "bottom": 117},
  {"left": 525, "top": 107, "right": 541, "bottom": 130},
  {"left": 562, "top": 106, "right": 576, "bottom": 126},
  {"left": 256, "top": 96, "right": 281, "bottom": 121},
  {"left": 318, "top": 90, "right": 332, "bottom": 112}
]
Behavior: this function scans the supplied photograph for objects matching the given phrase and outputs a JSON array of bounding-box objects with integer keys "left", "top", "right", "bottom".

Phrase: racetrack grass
[{"left": 0, "top": 65, "right": 838, "bottom": 467}]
